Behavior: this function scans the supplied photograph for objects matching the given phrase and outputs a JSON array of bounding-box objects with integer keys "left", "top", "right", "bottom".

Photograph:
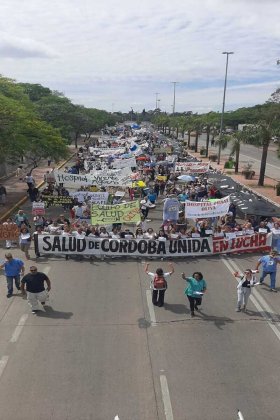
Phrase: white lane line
[
  {"left": 160, "top": 375, "right": 174, "bottom": 420},
  {"left": 220, "top": 256, "right": 280, "bottom": 342},
  {"left": 146, "top": 290, "right": 157, "bottom": 326},
  {"left": 10, "top": 314, "right": 28, "bottom": 343},
  {"left": 0, "top": 356, "right": 9, "bottom": 379},
  {"left": 239, "top": 153, "right": 280, "bottom": 171}
]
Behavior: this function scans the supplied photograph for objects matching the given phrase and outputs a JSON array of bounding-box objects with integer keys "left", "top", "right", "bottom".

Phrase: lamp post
[
  {"left": 171, "top": 82, "right": 178, "bottom": 115},
  {"left": 217, "top": 52, "right": 234, "bottom": 165},
  {"left": 155, "top": 92, "right": 159, "bottom": 109}
]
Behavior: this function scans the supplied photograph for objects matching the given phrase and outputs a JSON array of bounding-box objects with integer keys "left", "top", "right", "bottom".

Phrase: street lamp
[
  {"left": 155, "top": 92, "right": 159, "bottom": 109},
  {"left": 217, "top": 52, "right": 234, "bottom": 165},
  {"left": 171, "top": 82, "right": 178, "bottom": 115}
]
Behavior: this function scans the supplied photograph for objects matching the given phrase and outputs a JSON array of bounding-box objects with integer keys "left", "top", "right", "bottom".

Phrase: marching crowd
[{"left": 0, "top": 126, "right": 280, "bottom": 316}]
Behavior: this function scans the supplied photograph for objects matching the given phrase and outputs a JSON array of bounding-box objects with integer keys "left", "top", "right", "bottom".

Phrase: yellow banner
[
  {"left": 156, "top": 175, "right": 167, "bottom": 181},
  {"left": 91, "top": 200, "right": 140, "bottom": 224}
]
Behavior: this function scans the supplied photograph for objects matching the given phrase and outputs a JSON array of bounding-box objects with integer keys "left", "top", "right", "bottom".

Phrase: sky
[{"left": 1, "top": 0, "right": 280, "bottom": 114}]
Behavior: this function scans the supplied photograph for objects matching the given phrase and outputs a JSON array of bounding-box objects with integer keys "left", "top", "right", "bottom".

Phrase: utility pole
[
  {"left": 171, "top": 82, "right": 178, "bottom": 115},
  {"left": 155, "top": 92, "right": 159, "bottom": 109},
  {"left": 217, "top": 52, "right": 234, "bottom": 165}
]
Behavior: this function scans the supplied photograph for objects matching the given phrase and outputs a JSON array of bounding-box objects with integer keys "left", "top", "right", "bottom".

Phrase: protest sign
[
  {"left": 89, "top": 147, "right": 125, "bottom": 154},
  {"left": 112, "top": 157, "right": 136, "bottom": 169},
  {"left": 32, "top": 202, "right": 45, "bottom": 215},
  {"left": 175, "top": 162, "right": 210, "bottom": 174},
  {"left": 42, "top": 195, "right": 74, "bottom": 206},
  {"left": 163, "top": 198, "right": 180, "bottom": 221},
  {"left": 70, "top": 191, "right": 109, "bottom": 204},
  {"left": 185, "top": 196, "right": 230, "bottom": 219},
  {"left": 35, "top": 233, "right": 271, "bottom": 258},
  {"left": 91, "top": 200, "right": 140, "bottom": 224},
  {"left": 156, "top": 175, "right": 167, "bottom": 182},
  {"left": 53, "top": 168, "right": 132, "bottom": 188},
  {"left": 0, "top": 223, "right": 19, "bottom": 240}
]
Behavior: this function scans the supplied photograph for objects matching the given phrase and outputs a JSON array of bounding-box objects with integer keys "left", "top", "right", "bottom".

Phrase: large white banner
[
  {"left": 54, "top": 169, "right": 132, "bottom": 188},
  {"left": 89, "top": 147, "right": 125, "bottom": 154},
  {"left": 35, "top": 233, "right": 271, "bottom": 257},
  {"left": 185, "top": 196, "right": 230, "bottom": 219},
  {"left": 70, "top": 191, "right": 109, "bottom": 204},
  {"left": 175, "top": 162, "right": 210, "bottom": 174},
  {"left": 112, "top": 157, "right": 136, "bottom": 169}
]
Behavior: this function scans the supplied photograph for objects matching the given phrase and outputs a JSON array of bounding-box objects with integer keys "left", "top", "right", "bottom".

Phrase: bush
[
  {"left": 200, "top": 148, "right": 206, "bottom": 156},
  {"left": 276, "top": 182, "right": 280, "bottom": 196},
  {"left": 224, "top": 160, "right": 235, "bottom": 169}
]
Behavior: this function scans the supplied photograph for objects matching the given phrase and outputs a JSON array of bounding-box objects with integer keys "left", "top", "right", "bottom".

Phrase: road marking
[
  {"left": 239, "top": 153, "right": 280, "bottom": 171},
  {"left": 220, "top": 256, "right": 280, "bottom": 342},
  {"left": 146, "top": 290, "right": 157, "bottom": 326},
  {"left": 10, "top": 314, "right": 28, "bottom": 343},
  {"left": 0, "top": 356, "right": 9, "bottom": 379},
  {"left": 160, "top": 375, "right": 174, "bottom": 420}
]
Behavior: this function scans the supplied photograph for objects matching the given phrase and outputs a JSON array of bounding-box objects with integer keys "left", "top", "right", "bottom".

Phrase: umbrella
[{"left": 177, "top": 175, "right": 195, "bottom": 183}]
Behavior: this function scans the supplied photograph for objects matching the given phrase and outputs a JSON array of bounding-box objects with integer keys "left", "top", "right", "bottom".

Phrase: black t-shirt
[{"left": 21, "top": 272, "right": 48, "bottom": 293}]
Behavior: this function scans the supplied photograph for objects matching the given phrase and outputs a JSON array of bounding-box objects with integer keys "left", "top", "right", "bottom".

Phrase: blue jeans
[
  {"left": 6, "top": 275, "right": 20, "bottom": 295},
  {"left": 260, "top": 271, "right": 277, "bottom": 289}
]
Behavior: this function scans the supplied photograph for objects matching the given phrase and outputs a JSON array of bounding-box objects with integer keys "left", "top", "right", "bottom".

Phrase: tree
[
  {"left": 19, "top": 83, "right": 52, "bottom": 102},
  {"left": 200, "top": 112, "right": 219, "bottom": 157}
]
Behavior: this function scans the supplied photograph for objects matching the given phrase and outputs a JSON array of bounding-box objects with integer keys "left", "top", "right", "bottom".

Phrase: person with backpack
[
  {"left": 182, "top": 272, "right": 207, "bottom": 317},
  {"left": 234, "top": 269, "right": 258, "bottom": 312},
  {"left": 144, "top": 262, "right": 174, "bottom": 307}
]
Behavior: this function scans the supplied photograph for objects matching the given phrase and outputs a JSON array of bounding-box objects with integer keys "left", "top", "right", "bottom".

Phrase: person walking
[
  {"left": 234, "top": 269, "right": 258, "bottom": 312},
  {"left": 144, "top": 262, "right": 174, "bottom": 307},
  {"left": 255, "top": 249, "right": 280, "bottom": 292},
  {"left": 0, "top": 253, "right": 25, "bottom": 298},
  {"left": 182, "top": 272, "right": 207, "bottom": 317},
  {"left": 19, "top": 227, "right": 32, "bottom": 259},
  {"left": 0, "top": 184, "right": 7, "bottom": 205},
  {"left": 21, "top": 266, "right": 51, "bottom": 314}
]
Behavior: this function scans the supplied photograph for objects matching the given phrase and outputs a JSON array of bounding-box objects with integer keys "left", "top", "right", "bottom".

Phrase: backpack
[{"left": 153, "top": 274, "right": 167, "bottom": 289}]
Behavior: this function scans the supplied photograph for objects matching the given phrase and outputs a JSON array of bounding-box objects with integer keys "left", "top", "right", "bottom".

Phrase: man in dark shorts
[{"left": 21, "top": 266, "right": 51, "bottom": 314}]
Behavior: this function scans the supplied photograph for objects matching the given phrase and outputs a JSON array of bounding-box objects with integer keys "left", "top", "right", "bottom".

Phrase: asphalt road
[
  {"left": 196, "top": 135, "right": 280, "bottom": 180},
  {"left": 0, "top": 206, "right": 280, "bottom": 419}
]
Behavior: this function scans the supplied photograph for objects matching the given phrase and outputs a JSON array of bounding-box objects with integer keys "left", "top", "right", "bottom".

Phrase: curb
[{"left": 0, "top": 152, "right": 76, "bottom": 223}]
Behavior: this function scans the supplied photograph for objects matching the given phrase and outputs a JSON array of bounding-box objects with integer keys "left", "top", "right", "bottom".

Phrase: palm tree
[{"left": 228, "top": 130, "right": 251, "bottom": 173}]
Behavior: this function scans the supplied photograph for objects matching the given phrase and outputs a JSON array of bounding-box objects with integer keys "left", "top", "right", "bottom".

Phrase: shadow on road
[
  {"left": 36, "top": 305, "right": 73, "bottom": 319},
  {"left": 164, "top": 303, "right": 187, "bottom": 314}
]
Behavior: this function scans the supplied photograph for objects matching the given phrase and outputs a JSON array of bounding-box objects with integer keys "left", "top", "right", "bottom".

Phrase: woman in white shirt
[{"left": 144, "top": 228, "right": 156, "bottom": 240}]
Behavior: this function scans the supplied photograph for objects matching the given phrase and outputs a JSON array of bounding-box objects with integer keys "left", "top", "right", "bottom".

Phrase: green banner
[{"left": 91, "top": 201, "right": 140, "bottom": 224}]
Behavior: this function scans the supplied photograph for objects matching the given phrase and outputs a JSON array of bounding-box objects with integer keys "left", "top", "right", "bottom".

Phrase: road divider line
[
  {"left": 10, "top": 314, "right": 28, "bottom": 343},
  {"left": 160, "top": 375, "right": 174, "bottom": 420},
  {"left": 0, "top": 356, "right": 9, "bottom": 379},
  {"left": 146, "top": 290, "right": 156, "bottom": 326}
]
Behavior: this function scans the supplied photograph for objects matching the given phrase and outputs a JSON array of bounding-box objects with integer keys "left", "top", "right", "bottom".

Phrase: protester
[
  {"left": 182, "top": 272, "right": 207, "bottom": 317},
  {"left": 144, "top": 262, "right": 174, "bottom": 307},
  {"left": 25, "top": 173, "right": 35, "bottom": 188},
  {"left": 234, "top": 269, "right": 258, "bottom": 312},
  {"left": 0, "top": 253, "right": 25, "bottom": 298},
  {"left": 255, "top": 249, "right": 280, "bottom": 292},
  {"left": 19, "top": 227, "right": 32, "bottom": 259},
  {"left": 14, "top": 209, "right": 30, "bottom": 228},
  {"left": 0, "top": 184, "right": 7, "bottom": 205},
  {"left": 21, "top": 266, "right": 51, "bottom": 314}
]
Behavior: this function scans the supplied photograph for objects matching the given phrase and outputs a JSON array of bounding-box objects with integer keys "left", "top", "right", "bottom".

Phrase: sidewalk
[
  {"left": 190, "top": 147, "right": 280, "bottom": 207},
  {"left": 0, "top": 147, "right": 76, "bottom": 221}
]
